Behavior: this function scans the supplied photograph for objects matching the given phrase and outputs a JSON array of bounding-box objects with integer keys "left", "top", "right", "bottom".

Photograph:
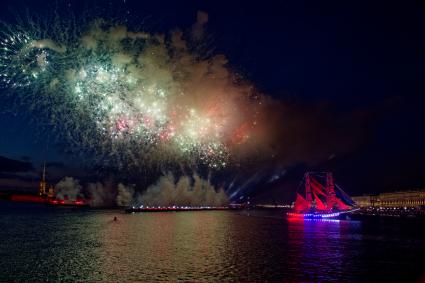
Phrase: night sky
[{"left": 0, "top": 0, "right": 424, "bottom": 201}]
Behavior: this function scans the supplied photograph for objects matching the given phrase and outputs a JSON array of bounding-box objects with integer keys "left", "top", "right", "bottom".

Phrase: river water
[{"left": 1, "top": 201, "right": 424, "bottom": 282}]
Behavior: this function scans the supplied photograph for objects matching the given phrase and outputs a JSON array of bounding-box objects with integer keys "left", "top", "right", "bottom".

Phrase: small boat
[{"left": 287, "top": 172, "right": 358, "bottom": 219}]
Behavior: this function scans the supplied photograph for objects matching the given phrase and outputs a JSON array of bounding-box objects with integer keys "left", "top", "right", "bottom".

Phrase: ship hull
[{"left": 287, "top": 208, "right": 360, "bottom": 219}]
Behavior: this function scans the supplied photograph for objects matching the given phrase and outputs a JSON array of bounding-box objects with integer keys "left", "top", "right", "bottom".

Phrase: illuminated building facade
[{"left": 352, "top": 190, "right": 425, "bottom": 208}]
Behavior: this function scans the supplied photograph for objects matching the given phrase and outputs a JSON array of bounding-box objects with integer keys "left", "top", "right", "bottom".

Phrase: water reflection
[
  {"left": 98, "top": 212, "right": 229, "bottom": 281},
  {"left": 97, "top": 211, "right": 364, "bottom": 282},
  {"left": 1, "top": 204, "right": 425, "bottom": 282},
  {"left": 0, "top": 203, "right": 101, "bottom": 282},
  {"left": 287, "top": 217, "right": 360, "bottom": 282}
]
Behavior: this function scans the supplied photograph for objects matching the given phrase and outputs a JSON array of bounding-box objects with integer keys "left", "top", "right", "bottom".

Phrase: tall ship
[{"left": 287, "top": 172, "right": 358, "bottom": 219}]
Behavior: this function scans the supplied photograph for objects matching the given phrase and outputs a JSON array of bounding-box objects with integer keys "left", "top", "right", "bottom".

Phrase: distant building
[
  {"left": 38, "top": 163, "right": 47, "bottom": 196},
  {"left": 352, "top": 190, "right": 425, "bottom": 208},
  {"left": 351, "top": 195, "right": 374, "bottom": 207},
  {"left": 47, "top": 184, "right": 55, "bottom": 198},
  {"left": 38, "top": 163, "right": 55, "bottom": 198}
]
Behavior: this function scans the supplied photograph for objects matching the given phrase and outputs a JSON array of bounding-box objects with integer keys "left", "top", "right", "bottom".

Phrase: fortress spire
[{"left": 39, "top": 162, "right": 47, "bottom": 197}]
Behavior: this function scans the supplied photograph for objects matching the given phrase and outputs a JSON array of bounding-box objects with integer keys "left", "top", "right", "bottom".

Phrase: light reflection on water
[
  {"left": 287, "top": 217, "right": 362, "bottom": 282},
  {"left": 98, "top": 212, "right": 230, "bottom": 281},
  {"left": 0, "top": 202, "right": 424, "bottom": 282}
]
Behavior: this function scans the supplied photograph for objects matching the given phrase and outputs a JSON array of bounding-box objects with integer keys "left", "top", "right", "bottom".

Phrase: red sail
[
  {"left": 326, "top": 172, "right": 337, "bottom": 210},
  {"left": 294, "top": 193, "right": 310, "bottom": 211},
  {"left": 292, "top": 172, "right": 355, "bottom": 214},
  {"left": 313, "top": 192, "right": 327, "bottom": 210},
  {"left": 311, "top": 178, "right": 327, "bottom": 196}
]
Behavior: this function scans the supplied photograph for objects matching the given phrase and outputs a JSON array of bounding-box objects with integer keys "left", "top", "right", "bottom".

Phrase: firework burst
[{"left": 0, "top": 13, "right": 262, "bottom": 171}]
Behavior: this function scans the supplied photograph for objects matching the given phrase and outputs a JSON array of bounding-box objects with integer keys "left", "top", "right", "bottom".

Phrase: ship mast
[
  {"left": 293, "top": 171, "right": 354, "bottom": 214},
  {"left": 42, "top": 162, "right": 46, "bottom": 183},
  {"left": 305, "top": 172, "right": 312, "bottom": 202},
  {"left": 326, "top": 172, "right": 337, "bottom": 210}
]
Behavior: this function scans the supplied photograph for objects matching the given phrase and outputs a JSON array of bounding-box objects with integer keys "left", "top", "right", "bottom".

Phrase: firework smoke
[
  {"left": 86, "top": 181, "right": 116, "bottom": 207},
  {"left": 54, "top": 173, "right": 227, "bottom": 207},
  {"left": 55, "top": 176, "right": 82, "bottom": 201},
  {"left": 138, "top": 172, "right": 228, "bottom": 207},
  {"left": 116, "top": 183, "right": 135, "bottom": 206}
]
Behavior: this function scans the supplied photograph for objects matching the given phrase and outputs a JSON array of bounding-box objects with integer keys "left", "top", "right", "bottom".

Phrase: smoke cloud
[
  {"left": 55, "top": 177, "right": 82, "bottom": 201},
  {"left": 116, "top": 183, "right": 135, "bottom": 206},
  {"left": 138, "top": 173, "right": 229, "bottom": 207},
  {"left": 85, "top": 181, "right": 116, "bottom": 207},
  {"left": 54, "top": 177, "right": 133, "bottom": 207},
  {"left": 54, "top": 173, "right": 228, "bottom": 207},
  {"left": 191, "top": 11, "right": 209, "bottom": 41}
]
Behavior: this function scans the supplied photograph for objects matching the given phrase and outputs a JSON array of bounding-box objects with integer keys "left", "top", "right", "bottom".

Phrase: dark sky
[{"left": 0, "top": 0, "right": 424, "bottom": 198}]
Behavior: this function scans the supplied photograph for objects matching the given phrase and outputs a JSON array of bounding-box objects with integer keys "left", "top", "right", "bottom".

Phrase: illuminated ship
[{"left": 287, "top": 172, "right": 358, "bottom": 219}]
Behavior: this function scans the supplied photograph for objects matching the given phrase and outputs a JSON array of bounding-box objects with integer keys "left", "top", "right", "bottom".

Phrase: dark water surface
[{"left": 1, "top": 201, "right": 425, "bottom": 282}]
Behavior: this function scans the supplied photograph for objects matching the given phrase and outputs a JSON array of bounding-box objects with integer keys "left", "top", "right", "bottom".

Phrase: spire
[
  {"left": 42, "top": 161, "right": 46, "bottom": 183},
  {"left": 39, "top": 162, "right": 47, "bottom": 196}
]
